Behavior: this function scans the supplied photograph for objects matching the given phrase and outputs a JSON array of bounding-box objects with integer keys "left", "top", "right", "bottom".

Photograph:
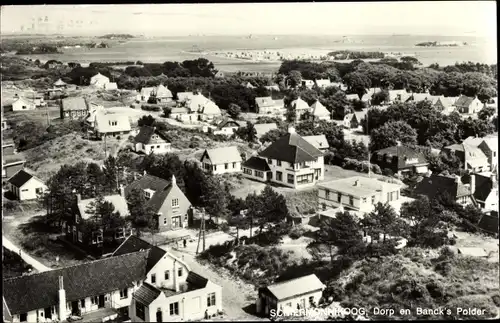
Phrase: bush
[
  {"left": 289, "top": 225, "right": 308, "bottom": 240},
  {"left": 141, "top": 105, "right": 162, "bottom": 112},
  {"left": 382, "top": 168, "right": 394, "bottom": 177}
]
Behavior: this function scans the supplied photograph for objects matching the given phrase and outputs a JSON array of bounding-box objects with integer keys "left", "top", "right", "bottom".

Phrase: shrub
[
  {"left": 289, "top": 225, "right": 308, "bottom": 240},
  {"left": 382, "top": 168, "right": 394, "bottom": 177},
  {"left": 141, "top": 105, "right": 162, "bottom": 112}
]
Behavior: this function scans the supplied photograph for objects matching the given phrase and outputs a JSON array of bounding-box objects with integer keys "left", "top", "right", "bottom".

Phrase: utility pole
[
  {"left": 367, "top": 109, "right": 371, "bottom": 178},
  {"left": 104, "top": 134, "right": 107, "bottom": 158},
  {"left": 196, "top": 208, "right": 206, "bottom": 254}
]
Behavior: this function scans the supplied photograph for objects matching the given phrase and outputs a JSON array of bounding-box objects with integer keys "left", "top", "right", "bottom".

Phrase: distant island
[
  {"left": 415, "top": 41, "right": 468, "bottom": 47},
  {"left": 327, "top": 50, "right": 385, "bottom": 60},
  {"left": 98, "top": 34, "right": 135, "bottom": 39},
  {"left": 15, "top": 45, "right": 62, "bottom": 55}
]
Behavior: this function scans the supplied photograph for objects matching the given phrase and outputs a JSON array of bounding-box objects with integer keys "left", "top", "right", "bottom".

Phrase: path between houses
[
  {"left": 2, "top": 235, "right": 52, "bottom": 273},
  {"left": 162, "top": 245, "right": 265, "bottom": 321}
]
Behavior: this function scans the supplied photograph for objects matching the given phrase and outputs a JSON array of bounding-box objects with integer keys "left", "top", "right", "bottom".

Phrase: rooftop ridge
[
  {"left": 3, "top": 249, "right": 150, "bottom": 283},
  {"left": 268, "top": 273, "right": 319, "bottom": 287}
]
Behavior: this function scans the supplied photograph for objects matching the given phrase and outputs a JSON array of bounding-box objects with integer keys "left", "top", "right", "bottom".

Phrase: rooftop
[
  {"left": 201, "top": 146, "right": 242, "bottom": 164},
  {"left": 259, "top": 131, "right": 323, "bottom": 164},
  {"left": 264, "top": 274, "right": 325, "bottom": 301},
  {"left": 77, "top": 194, "right": 129, "bottom": 220},
  {"left": 318, "top": 176, "right": 402, "bottom": 198}
]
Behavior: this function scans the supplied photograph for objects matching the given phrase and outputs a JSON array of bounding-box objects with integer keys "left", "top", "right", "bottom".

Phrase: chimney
[
  {"left": 76, "top": 193, "right": 81, "bottom": 203},
  {"left": 119, "top": 184, "right": 125, "bottom": 197},
  {"left": 354, "top": 180, "right": 359, "bottom": 186},
  {"left": 173, "top": 260, "right": 180, "bottom": 292},
  {"left": 288, "top": 126, "right": 295, "bottom": 134},
  {"left": 171, "top": 175, "right": 176, "bottom": 186},
  {"left": 470, "top": 174, "right": 476, "bottom": 194},
  {"left": 58, "top": 276, "right": 67, "bottom": 321}
]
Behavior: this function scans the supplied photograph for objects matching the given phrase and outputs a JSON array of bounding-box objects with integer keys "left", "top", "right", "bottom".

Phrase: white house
[
  {"left": 291, "top": 97, "right": 311, "bottom": 121},
  {"left": 314, "top": 79, "right": 332, "bottom": 88},
  {"left": 301, "top": 79, "right": 315, "bottom": 89},
  {"left": 256, "top": 274, "right": 325, "bottom": 317},
  {"left": 243, "top": 127, "right": 324, "bottom": 188},
  {"left": 186, "top": 94, "right": 222, "bottom": 122},
  {"left": 200, "top": 146, "right": 242, "bottom": 175},
  {"left": 3, "top": 236, "right": 222, "bottom": 323},
  {"left": 104, "top": 82, "right": 118, "bottom": 90},
  {"left": 12, "top": 97, "right": 36, "bottom": 111},
  {"left": 303, "top": 135, "right": 330, "bottom": 153},
  {"left": 94, "top": 112, "right": 132, "bottom": 139},
  {"left": 7, "top": 169, "right": 47, "bottom": 201},
  {"left": 255, "top": 97, "right": 286, "bottom": 116},
  {"left": 212, "top": 119, "right": 243, "bottom": 136},
  {"left": 309, "top": 100, "right": 330, "bottom": 121},
  {"left": 134, "top": 126, "right": 172, "bottom": 155},
  {"left": 454, "top": 95, "right": 484, "bottom": 115},
  {"left": 90, "top": 73, "right": 110, "bottom": 89},
  {"left": 138, "top": 87, "right": 155, "bottom": 102},
  {"left": 317, "top": 176, "right": 403, "bottom": 214}
]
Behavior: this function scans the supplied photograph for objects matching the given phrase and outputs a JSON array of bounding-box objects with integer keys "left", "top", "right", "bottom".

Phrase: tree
[
  {"left": 370, "top": 120, "right": 418, "bottom": 151},
  {"left": 227, "top": 103, "right": 242, "bottom": 119},
  {"left": 235, "top": 121, "right": 258, "bottom": 143},
  {"left": 260, "top": 128, "right": 287, "bottom": 144},
  {"left": 102, "top": 156, "right": 118, "bottom": 193},
  {"left": 361, "top": 203, "right": 404, "bottom": 243},
  {"left": 287, "top": 70, "right": 302, "bottom": 88},
  {"left": 162, "top": 107, "right": 172, "bottom": 118},
  {"left": 343, "top": 71, "right": 371, "bottom": 99},
  {"left": 478, "top": 106, "right": 496, "bottom": 121},
  {"left": 201, "top": 176, "right": 229, "bottom": 221},
  {"left": 182, "top": 161, "right": 207, "bottom": 206},
  {"left": 371, "top": 90, "right": 389, "bottom": 106},
  {"left": 126, "top": 187, "right": 157, "bottom": 237},
  {"left": 137, "top": 115, "right": 156, "bottom": 127},
  {"left": 317, "top": 211, "right": 364, "bottom": 261},
  {"left": 285, "top": 103, "right": 297, "bottom": 123}
]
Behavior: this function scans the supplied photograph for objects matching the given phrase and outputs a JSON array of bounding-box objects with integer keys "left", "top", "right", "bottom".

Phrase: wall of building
[
  {"left": 277, "top": 290, "right": 323, "bottom": 312},
  {"left": 12, "top": 178, "right": 47, "bottom": 201},
  {"left": 266, "top": 156, "right": 324, "bottom": 189},
  {"left": 242, "top": 167, "right": 268, "bottom": 183},
  {"left": 201, "top": 154, "right": 242, "bottom": 175},
  {"left": 213, "top": 127, "right": 238, "bottom": 136},
  {"left": 135, "top": 142, "right": 171, "bottom": 155},
  {"left": 12, "top": 101, "right": 35, "bottom": 111},
  {"left": 157, "top": 184, "right": 192, "bottom": 232},
  {"left": 317, "top": 186, "right": 401, "bottom": 213}
]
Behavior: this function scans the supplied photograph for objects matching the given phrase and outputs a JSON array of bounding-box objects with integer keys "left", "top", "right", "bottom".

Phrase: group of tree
[{"left": 122, "top": 58, "right": 217, "bottom": 78}]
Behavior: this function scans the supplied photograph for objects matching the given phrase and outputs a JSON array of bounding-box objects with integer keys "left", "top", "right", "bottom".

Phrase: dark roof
[
  {"left": 455, "top": 95, "right": 475, "bottom": 108},
  {"left": 464, "top": 174, "right": 495, "bottom": 202},
  {"left": 414, "top": 174, "right": 472, "bottom": 199},
  {"left": 217, "top": 119, "right": 241, "bottom": 129},
  {"left": 62, "top": 97, "right": 88, "bottom": 111},
  {"left": 112, "top": 235, "right": 154, "bottom": 256},
  {"left": 124, "top": 174, "right": 173, "bottom": 213},
  {"left": 133, "top": 282, "right": 162, "bottom": 306},
  {"left": 372, "top": 145, "right": 428, "bottom": 170},
  {"left": 3, "top": 251, "right": 150, "bottom": 315},
  {"left": 259, "top": 132, "right": 323, "bottom": 163},
  {"left": 146, "top": 246, "right": 167, "bottom": 272},
  {"left": 7, "top": 169, "right": 34, "bottom": 188},
  {"left": 134, "top": 126, "right": 169, "bottom": 145},
  {"left": 186, "top": 271, "right": 208, "bottom": 289},
  {"left": 477, "top": 212, "right": 499, "bottom": 234},
  {"left": 242, "top": 156, "right": 271, "bottom": 172}
]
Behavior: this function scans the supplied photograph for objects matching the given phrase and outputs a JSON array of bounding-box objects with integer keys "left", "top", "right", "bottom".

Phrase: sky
[{"left": 0, "top": 2, "right": 496, "bottom": 38}]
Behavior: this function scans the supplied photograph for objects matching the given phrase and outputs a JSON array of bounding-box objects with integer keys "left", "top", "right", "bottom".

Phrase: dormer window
[
  {"left": 144, "top": 188, "right": 155, "bottom": 200},
  {"left": 109, "top": 121, "right": 118, "bottom": 126}
]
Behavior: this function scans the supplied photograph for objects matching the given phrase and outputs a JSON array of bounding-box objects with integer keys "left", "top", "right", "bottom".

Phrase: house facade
[
  {"left": 317, "top": 176, "right": 403, "bottom": 214},
  {"left": 125, "top": 174, "right": 192, "bottom": 232},
  {"left": 12, "top": 97, "right": 36, "bottom": 111},
  {"left": 242, "top": 156, "right": 272, "bottom": 182},
  {"left": 291, "top": 97, "right": 311, "bottom": 121},
  {"left": 256, "top": 274, "right": 325, "bottom": 317},
  {"left": 443, "top": 143, "right": 490, "bottom": 173},
  {"left": 3, "top": 236, "right": 221, "bottom": 323},
  {"left": 342, "top": 113, "right": 359, "bottom": 129},
  {"left": 7, "top": 169, "right": 47, "bottom": 201},
  {"left": 371, "top": 145, "right": 429, "bottom": 175},
  {"left": 464, "top": 135, "right": 498, "bottom": 172},
  {"left": 243, "top": 127, "right": 324, "bottom": 189},
  {"left": 200, "top": 146, "right": 242, "bottom": 175},
  {"left": 60, "top": 97, "right": 88, "bottom": 120},
  {"left": 212, "top": 120, "right": 242, "bottom": 136},
  {"left": 255, "top": 97, "right": 285, "bottom": 116},
  {"left": 414, "top": 174, "right": 475, "bottom": 207},
  {"left": 310, "top": 100, "right": 330, "bottom": 121},
  {"left": 94, "top": 113, "right": 132, "bottom": 139},
  {"left": 134, "top": 126, "right": 172, "bottom": 155},
  {"left": 455, "top": 95, "right": 483, "bottom": 115},
  {"left": 90, "top": 73, "right": 110, "bottom": 89}
]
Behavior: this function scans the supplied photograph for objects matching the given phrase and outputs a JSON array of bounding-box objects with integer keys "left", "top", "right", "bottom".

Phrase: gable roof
[
  {"left": 414, "top": 174, "right": 472, "bottom": 199},
  {"left": 465, "top": 135, "right": 499, "bottom": 152},
  {"left": 54, "top": 78, "right": 66, "bottom": 86},
  {"left": 62, "top": 97, "right": 88, "bottom": 111},
  {"left": 343, "top": 113, "right": 357, "bottom": 122},
  {"left": 217, "top": 119, "right": 241, "bottom": 129},
  {"left": 112, "top": 235, "right": 154, "bottom": 256},
  {"left": 91, "top": 73, "right": 109, "bottom": 81},
  {"left": 259, "top": 132, "right": 323, "bottom": 163},
  {"left": 318, "top": 176, "right": 402, "bottom": 198},
  {"left": 242, "top": 156, "right": 271, "bottom": 172},
  {"left": 477, "top": 212, "right": 499, "bottom": 234},
  {"left": 140, "top": 87, "right": 155, "bottom": 97},
  {"left": 13, "top": 97, "right": 35, "bottom": 106},
  {"left": 435, "top": 96, "right": 459, "bottom": 109},
  {"left": 303, "top": 135, "right": 330, "bottom": 150},
  {"left": 310, "top": 100, "right": 330, "bottom": 117},
  {"left": 254, "top": 123, "right": 278, "bottom": 138},
  {"left": 467, "top": 173, "right": 496, "bottom": 202},
  {"left": 133, "top": 282, "right": 162, "bottom": 306},
  {"left": 77, "top": 194, "right": 129, "bottom": 220},
  {"left": 95, "top": 113, "right": 132, "bottom": 133},
  {"left": 291, "top": 97, "right": 310, "bottom": 111},
  {"left": 444, "top": 143, "right": 488, "bottom": 161},
  {"left": 3, "top": 250, "right": 151, "bottom": 315},
  {"left": 345, "top": 94, "right": 360, "bottom": 101},
  {"left": 455, "top": 95, "right": 476, "bottom": 108},
  {"left": 372, "top": 145, "right": 429, "bottom": 169},
  {"left": 264, "top": 274, "right": 325, "bottom": 301},
  {"left": 177, "top": 92, "right": 194, "bottom": 101},
  {"left": 134, "top": 126, "right": 169, "bottom": 145},
  {"left": 201, "top": 146, "right": 242, "bottom": 165},
  {"left": 7, "top": 169, "right": 39, "bottom": 188},
  {"left": 315, "top": 79, "right": 331, "bottom": 87},
  {"left": 255, "top": 96, "right": 275, "bottom": 108},
  {"left": 124, "top": 174, "right": 177, "bottom": 214},
  {"left": 153, "top": 84, "right": 173, "bottom": 98}
]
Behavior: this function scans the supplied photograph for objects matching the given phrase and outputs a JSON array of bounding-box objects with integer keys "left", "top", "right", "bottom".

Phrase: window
[
  {"left": 212, "top": 165, "right": 217, "bottom": 171},
  {"left": 337, "top": 193, "right": 342, "bottom": 203},
  {"left": 277, "top": 160, "right": 282, "bottom": 166},
  {"left": 287, "top": 174, "right": 294, "bottom": 184},
  {"left": 77, "top": 231, "right": 83, "bottom": 242},
  {"left": 309, "top": 296, "right": 314, "bottom": 304},
  {"left": 144, "top": 190, "right": 152, "bottom": 200},
  {"left": 172, "top": 198, "right": 179, "bottom": 208},
  {"left": 225, "top": 163, "right": 228, "bottom": 169},
  {"left": 91, "top": 232, "right": 102, "bottom": 244},
  {"left": 157, "top": 145, "right": 160, "bottom": 148},
  {"left": 232, "top": 162, "right": 236, "bottom": 168},
  {"left": 21, "top": 189, "right": 29, "bottom": 192},
  {"left": 169, "top": 302, "right": 179, "bottom": 316},
  {"left": 151, "top": 274, "right": 156, "bottom": 284},
  {"left": 322, "top": 203, "right": 326, "bottom": 210},
  {"left": 165, "top": 270, "right": 170, "bottom": 280},
  {"left": 80, "top": 299, "right": 85, "bottom": 309},
  {"left": 255, "top": 171, "right": 264, "bottom": 178},
  {"left": 371, "top": 196, "right": 376, "bottom": 204},
  {"left": 243, "top": 168, "right": 253, "bottom": 175},
  {"left": 163, "top": 217, "right": 167, "bottom": 225},
  {"left": 91, "top": 296, "right": 98, "bottom": 305},
  {"left": 207, "top": 292, "right": 216, "bottom": 307},
  {"left": 135, "top": 302, "right": 146, "bottom": 321},
  {"left": 276, "top": 171, "right": 283, "bottom": 181},
  {"left": 362, "top": 197, "right": 367, "bottom": 203},
  {"left": 66, "top": 223, "right": 71, "bottom": 233},
  {"left": 35, "top": 187, "right": 43, "bottom": 194},
  {"left": 325, "top": 190, "right": 330, "bottom": 200},
  {"left": 268, "top": 158, "right": 273, "bottom": 164},
  {"left": 178, "top": 267, "right": 183, "bottom": 277},
  {"left": 286, "top": 302, "right": 292, "bottom": 308},
  {"left": 349, "top": 196, "right": 354, "bottom": 206},
  {"left": 19, "top": 313, "right": 27, "bottom": 322},
  {"left": 120, "top": 288, "right": 128, "bottom": 299}
]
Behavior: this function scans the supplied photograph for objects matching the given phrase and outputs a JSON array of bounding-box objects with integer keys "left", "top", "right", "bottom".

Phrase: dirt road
[{"left": 2, "top": 235, "right": 52, "bottom": 272}]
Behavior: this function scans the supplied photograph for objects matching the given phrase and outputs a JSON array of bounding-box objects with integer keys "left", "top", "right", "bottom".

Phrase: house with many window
[
  {"left": 2, "top": 236, "right": 222, "bottom": 323},
  {"left": 242, "top": 127, "right": 324, "bottom": 188},
  {"left": 60, "top": 97, "right": 89, "bottom": 120},
  {"left": 317, "top": 176, "right": 403, "bottom": 214},
  {"left": 463, "top": 172, "right": 499, "bottom": 213},
  {"left": 443, "top": 142, "right": 490, "bottom": 173},
  {"left": 200, "top": 146, "right": 242, "bottom": 175},
  {"left": 371, "top": 144, "right": 429, "bottom": 176},
  {"left": 125, "top": 174, "right": 192, "bottom": 232},
  {"left": 185, "top": 94, "right": 222, "bottom": 122},
  {"left": 256, "top": 274, "right": 325, "bottom": 317},
  {"left": 255, "top": 97, "right": 286, "bottom": 116},
  {"left": 93, "top": 112, "right": 132, "bottom": 139},
  {"left": 463, "top": 135, "right": 498, "bottom": 172},
  {"left": 413, "top": 174, "right": 475, "bottom": 207},
  {"left": 134, "top": 126, "right": 172, "bottom": 155},
  {"left": 7, "top": 169, "right": 47, "bottom": 201}
]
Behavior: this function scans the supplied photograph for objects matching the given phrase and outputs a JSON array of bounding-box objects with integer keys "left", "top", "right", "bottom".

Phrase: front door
[
  {"left": 156, "top": 310, "right": 163, "bottom": 322},
  {"left": 98, "top": 295, "right": 105, "bottom": 308},
  {"left": 172, "top": 216, "right": 181, "bottom": 229},
  {"left": 44, "top": 307, "right": 52, "bottom": 319},
  {"left": 71, "top": 301, "right": 79, "bottom": 315}
]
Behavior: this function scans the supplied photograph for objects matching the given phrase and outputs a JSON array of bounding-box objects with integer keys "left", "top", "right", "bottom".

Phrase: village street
[{"left": 2, "top": 235, "right": 52, "bottom": 272}]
